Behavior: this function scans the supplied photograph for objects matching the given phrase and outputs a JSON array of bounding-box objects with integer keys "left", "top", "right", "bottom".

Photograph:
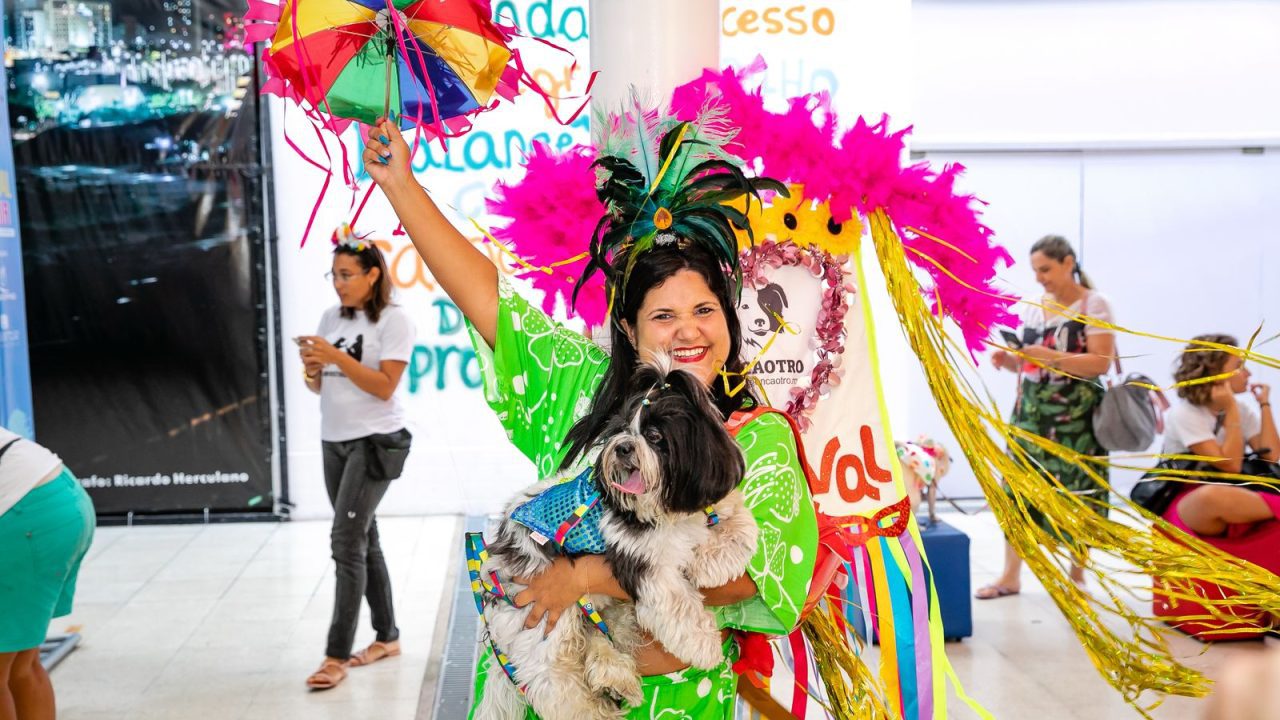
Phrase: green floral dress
[{"left": 465, "top": 279, "right": 819, "bottom": 719}]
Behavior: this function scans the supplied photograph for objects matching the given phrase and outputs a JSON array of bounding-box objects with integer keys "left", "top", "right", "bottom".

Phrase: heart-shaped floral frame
[{"left": 739, "top": 239, "right": 856, "bottom": 431}]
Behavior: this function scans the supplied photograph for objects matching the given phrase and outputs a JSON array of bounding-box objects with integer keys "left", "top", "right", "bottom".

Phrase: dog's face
[
  {"left": 596, "top": 359, "right": 745, "bottom": 523},
  {"left": 739, "top": 290, "right": 769, "bottom": 340},
  {"left": 739, "top": 284, "right": 788, "bottom": 345}
]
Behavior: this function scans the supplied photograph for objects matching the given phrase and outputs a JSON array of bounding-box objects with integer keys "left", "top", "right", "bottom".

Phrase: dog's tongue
[{"left": 612, "top": 470, "right": 645, "bottom": 495}]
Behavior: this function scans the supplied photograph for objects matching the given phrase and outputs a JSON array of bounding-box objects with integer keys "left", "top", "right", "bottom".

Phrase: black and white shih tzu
[{"left": 474, "top": 358, "right": 760, "bottom": 720}]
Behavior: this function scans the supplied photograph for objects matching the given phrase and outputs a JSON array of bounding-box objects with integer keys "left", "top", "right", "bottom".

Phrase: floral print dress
[{"left": 1010, "top": 292, "right": 1115, "bottom": 531}]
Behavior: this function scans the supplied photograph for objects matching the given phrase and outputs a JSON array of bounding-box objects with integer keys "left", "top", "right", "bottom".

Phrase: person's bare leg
[
  {"left": 976, "top": 541, "right": 1023, "bottom": 598},
  {"left": 1069, "top": 547, "right": 1089, "bottom": 586},
  {"left": 1068, "top": 564, "right": 1086, "bottom": 583},
  {"left": 9, "top": 648, "right": 54, "bottom": 720},
  {"left": 1176, "top": 485, "right": 1276, "bottom": 537},
  {"left": 0, "top": 651, "right": 21, "bottom": 720}
]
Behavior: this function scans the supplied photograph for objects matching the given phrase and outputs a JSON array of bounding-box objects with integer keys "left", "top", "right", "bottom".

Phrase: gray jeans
[{"left": 322, "top": 438, "right": 399, "bottom": 659}]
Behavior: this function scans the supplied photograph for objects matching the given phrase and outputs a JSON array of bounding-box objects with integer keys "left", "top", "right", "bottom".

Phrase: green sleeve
[
  {"left": 465, "top": 278, "right": 609, "bottom": 477},
  {"left": 715, "top": 412, "right": 818, "bottom": 635}
]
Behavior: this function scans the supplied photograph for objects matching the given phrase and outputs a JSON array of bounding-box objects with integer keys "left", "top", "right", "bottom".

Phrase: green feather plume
[{"left": 574, "top": 95, "right": 788, "bottom": 318}]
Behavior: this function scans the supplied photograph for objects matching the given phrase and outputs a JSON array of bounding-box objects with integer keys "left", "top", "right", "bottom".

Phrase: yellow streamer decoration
[
  {"left": 865, "top": 208, "right": 1280, "bottom": 717},
  {"left": 718, "top": 310, "right": 798, "bottom": 399},
  {"left": 802, "top": 602, "right": 895, "bottom": 719},
  {"left": 468, "top": 217, "right": 589, "bottom": 280}
]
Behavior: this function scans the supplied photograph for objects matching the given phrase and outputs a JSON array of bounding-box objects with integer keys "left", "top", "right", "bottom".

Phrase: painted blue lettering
[
  {"left": 408, "top": 345, "right": 434, "bottom": 394},
  {"left": 559, "top": 7, "right": 586, "bottom": 41},
  {"left": 435, "top": 298, "right": 465, "bottom": 336},
  {"left": 490, "top": 0, "right": 588, "bottom": 41},
  {"left": 351, "top": 114, "right": 589, "bottom": 178},
  {"left": 407, "top": 342, "right": 482, "bottom": 392}
]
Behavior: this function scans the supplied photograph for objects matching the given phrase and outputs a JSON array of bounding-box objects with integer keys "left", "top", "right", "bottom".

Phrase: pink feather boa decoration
[
  {"left": 486, "top": 142, "right": 608, "bottom": 326},
  {"left": 489, "top": 59, "right": 1015, "bottom": 346},
  {"left": 671, "top": 59, "right": 1016, "bottom": 354}
]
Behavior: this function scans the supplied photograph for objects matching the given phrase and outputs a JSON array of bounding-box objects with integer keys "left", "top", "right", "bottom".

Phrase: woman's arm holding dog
[{"left": 515, "top": 557, "right": 757, "bottom": 631}]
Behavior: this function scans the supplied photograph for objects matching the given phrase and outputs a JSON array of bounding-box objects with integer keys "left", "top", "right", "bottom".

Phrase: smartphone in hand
[{"left": 999, "top": 329, "right": 1024, "bottom": 349}]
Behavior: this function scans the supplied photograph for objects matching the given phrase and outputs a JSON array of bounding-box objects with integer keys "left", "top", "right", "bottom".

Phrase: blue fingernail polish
[
  {"left": 377, "top": 156, "right": 388, "bottom": 165},
  {"left": 378, "top": 135, "right": 389, "bottom": 144}
]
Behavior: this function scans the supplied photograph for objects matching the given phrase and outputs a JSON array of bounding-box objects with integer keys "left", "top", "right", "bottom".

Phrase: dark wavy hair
[
  {"left": 334, "top": 243, "right": 392, "bottom": 323},
  {"left": 559, "top": 242, "right": 758, "bottom": 470},
  {"left": 1173, "top": 333, "right": 1238, "bottom": 407}
]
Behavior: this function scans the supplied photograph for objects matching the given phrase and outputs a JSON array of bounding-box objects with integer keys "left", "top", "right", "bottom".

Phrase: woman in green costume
[{"left": 362, "top": 114, "right": 819, "bottom": 718}]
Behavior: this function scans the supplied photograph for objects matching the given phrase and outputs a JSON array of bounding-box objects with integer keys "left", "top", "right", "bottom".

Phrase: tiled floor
[
  {"left": 46, "top": 512, "right": 1273, "bottom": 719},
  {"left": 52, "top": 516, "right": 459, "bottom": 720},
  {"left": 941, "top": 512, "right": 1274, "bottom": 719}
]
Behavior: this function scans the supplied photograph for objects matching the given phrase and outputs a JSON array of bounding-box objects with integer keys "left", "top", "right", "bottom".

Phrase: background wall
[
  {"left": 907, "top": 0, "right": 1280, "bottom": 499},
  {"left": 912, "top": 0, "right": 1280, "bottom": 149}
]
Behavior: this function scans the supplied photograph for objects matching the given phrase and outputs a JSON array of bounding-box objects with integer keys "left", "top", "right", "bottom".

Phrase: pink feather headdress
[{"left": 487, "top": 59, "right": 1016, "bottom": 351}]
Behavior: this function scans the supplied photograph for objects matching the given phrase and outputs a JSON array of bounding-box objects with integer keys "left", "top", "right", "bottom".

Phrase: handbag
[
  {"left": 1130, "top": 451, "right": 1280, "bottom": 516},
  {"left": 1238, "top": 451, "right": 1280, "bottom": 495},
  {"left": 366, "top": 428, "right": 413, "bottom": 481},
  {"left": 1093, "top": 356, "right": 1169, "bottom": 453},
  {"left": 1129, "top": 460, "right": 1191, "bottom": 516}
]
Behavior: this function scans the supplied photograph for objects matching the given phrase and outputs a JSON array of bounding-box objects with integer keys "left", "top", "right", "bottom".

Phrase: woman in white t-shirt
[
  {"left": 978, "top": 235, "right": 1117, "bottom": 599},
  {"left": 1160, "top": 334, "right": 1279, "bottom": 546},
  {"left": 0, "top": 430, "right": 95, "bottom": 717},
  {"left": 297, "top": 236, "right": 415, "bottom": 690}
]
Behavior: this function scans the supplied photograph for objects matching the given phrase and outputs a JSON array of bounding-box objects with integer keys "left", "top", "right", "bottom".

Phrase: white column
[
  {"left": 719, "top": 0, "right": 915, "bottom": 433},
  {"left": 588, "top": 0, "right": 719, "bottom": 111}
]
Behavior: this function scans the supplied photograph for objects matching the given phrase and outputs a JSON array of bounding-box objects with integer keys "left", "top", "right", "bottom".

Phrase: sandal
[
  {"left": 305, "top": 659, "right": 348, "bottom": 690},
  {"left": 347, "top": 640, "right": 401, "bottom": 668},
  {"left": 974, "top": 584, "right": 1020, "bottom": 600}
]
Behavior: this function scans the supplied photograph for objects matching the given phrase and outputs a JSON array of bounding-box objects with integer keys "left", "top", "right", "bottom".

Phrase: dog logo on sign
[{"left": 740, "top": 282, "right": 789, "bottom": 351}]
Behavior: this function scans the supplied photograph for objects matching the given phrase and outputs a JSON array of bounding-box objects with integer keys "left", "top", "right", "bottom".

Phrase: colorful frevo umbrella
[
  {"left": 241, "top": 0, "right": 592, "bottom": 242},
  {"left": 249, "top": 0, "right": 520, "bottom": 135}
]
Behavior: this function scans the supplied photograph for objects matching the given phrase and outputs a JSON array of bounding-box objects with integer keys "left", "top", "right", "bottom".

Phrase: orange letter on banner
[
  {"left": 859, "top": 424, "right": 893, "bottom": 485},
  {"left": 818, "top": 436, "right": 880, "bottom": 504}
]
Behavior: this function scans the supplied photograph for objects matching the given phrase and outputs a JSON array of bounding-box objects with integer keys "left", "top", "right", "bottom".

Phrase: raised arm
[{"left": 363, "top": 120, "right": 498, "bottom": 347}]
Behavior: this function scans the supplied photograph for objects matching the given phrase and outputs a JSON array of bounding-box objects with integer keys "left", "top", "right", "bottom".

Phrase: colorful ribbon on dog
[
  {"left": 465, "top": 532, "right": 528, "bottom": 693},
  {"left": 554, "top": 493, "right": 602, "bottom": 547}
]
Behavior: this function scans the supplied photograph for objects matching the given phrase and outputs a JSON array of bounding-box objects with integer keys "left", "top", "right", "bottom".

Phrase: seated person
[{"left": 1160, "top": 334, "right": 1279, "bottom": 571}]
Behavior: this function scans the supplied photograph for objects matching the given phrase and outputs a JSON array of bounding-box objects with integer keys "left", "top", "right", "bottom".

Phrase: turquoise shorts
[{"left": 0, "top": 468, "right": 96, "bottom": 653}]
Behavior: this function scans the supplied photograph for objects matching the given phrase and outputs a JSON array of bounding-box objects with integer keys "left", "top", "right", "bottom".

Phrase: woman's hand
[
  {"left": 297, "top": 336, "right": 344, "bottom": 367},
  {"left": 1209, "top": 382, "right": 1238, "bottom": 413},
  {"left": 303, "top": 359, "right": 324, "bottom": 377},
  {"left": 363, "top": 119, "right": 413, "bottom": 194},
  {"left": 991, "top": 349, "right": 1017, "bottom": 372},
  {"left": 514, "top": 557, "right": 590, "bottom": 635},
  {"left": 1250, "top": 383, "right": 1271, "bottom": 406}
]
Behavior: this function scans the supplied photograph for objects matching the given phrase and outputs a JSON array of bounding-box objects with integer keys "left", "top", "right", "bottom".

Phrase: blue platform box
[
  {"left": 847, "top": 517, "right": 973, "bottom": 642},
  {"left": 920, "top": 518, "right": 973, "bottom": 640}
]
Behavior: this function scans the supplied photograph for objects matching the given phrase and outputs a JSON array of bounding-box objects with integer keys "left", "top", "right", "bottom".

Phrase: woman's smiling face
[{"left": 624, "top": 269, "right": 732, "bottom": 386}]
